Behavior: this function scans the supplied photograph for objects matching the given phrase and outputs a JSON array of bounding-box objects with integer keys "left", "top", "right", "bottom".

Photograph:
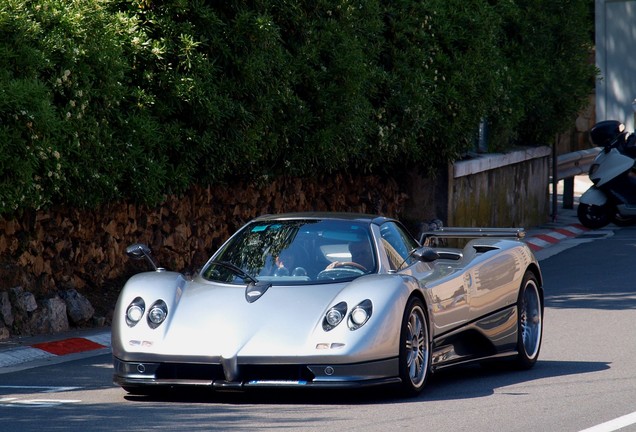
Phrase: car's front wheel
[
  {"left": 398, "top": 297, "right": 430, "bottom": 396},
  {"left": 515, "top": 272, "right": 543, "bottom": 369}
]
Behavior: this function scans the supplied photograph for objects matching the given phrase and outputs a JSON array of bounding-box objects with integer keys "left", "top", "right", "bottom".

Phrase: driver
[
  {"left": 326, "top": 240, "right": 374, "bottom": 271},
  {"left": 274, "top": 249, "right": 308, "bottom": 277},
  {"left": 273, "top": 250, "right": 295, "bottom": 276}
]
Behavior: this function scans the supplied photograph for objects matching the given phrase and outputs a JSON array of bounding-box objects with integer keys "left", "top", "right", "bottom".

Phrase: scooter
[{"left": 577, "top": 120, "right": 636, "bottom": 229}]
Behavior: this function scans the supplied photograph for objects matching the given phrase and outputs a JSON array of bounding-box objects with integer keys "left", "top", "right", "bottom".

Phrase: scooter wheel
[{"left": 577, "top": 203, "right": 611, "bottom": 229}]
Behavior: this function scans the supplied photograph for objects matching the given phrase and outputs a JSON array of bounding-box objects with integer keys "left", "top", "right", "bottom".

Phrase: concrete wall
[
  {"left": 447, "top": 147, "right": 551, "bottom": 228},
  {"left": 596, "top": 0, "right": 636, "bottom": 131}
]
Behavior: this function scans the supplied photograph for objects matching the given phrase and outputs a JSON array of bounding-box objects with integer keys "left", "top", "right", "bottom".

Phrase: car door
[{"left": 377, "top": 221, "right": 469, "bottom": 335}]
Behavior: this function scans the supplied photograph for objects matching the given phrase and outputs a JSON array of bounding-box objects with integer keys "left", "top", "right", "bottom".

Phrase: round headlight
[
  {"left": 125, "top": 297, "right": 145, "bottom": 327},
  {"left": 351, "top": 307, "right": 368, "bottom": 325},
  {"left": 147, "top": 300, "right": 168, "bottom": 328},
  {"left": 148, "top": 306, "right": 166, "bottom": 324},
  {"left": 127, "top": 305, "right": 144, "bottom": 322},
  {"left": 326, "top": 309, "right": 343, "bottom": 327},
  {"left": 348, "top": 299, "right": 372, "bottom": 330},
  {"left": 323, "top": 301, "right": 348, "bottom": 331}
]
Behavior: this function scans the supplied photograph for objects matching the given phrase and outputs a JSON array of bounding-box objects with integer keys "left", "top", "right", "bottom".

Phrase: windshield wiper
[
  {"left": 210, "top": 260, "right": 272, "bottom": 304},
  {"left": 210, "top": 260, "right": 259, "bottom": 284}
]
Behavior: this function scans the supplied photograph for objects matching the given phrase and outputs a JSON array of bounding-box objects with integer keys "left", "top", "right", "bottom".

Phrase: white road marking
[
  {"left": 0, "top": 385, "right": 80, "bottom": 393},
  {"left": 0, "top": 387, "right": 82, "bottom": 407},
  {"left": 0, "top": 399, "right": 81, "bottom": 407},
  {"left": 579, "top": 411, "right": 636, "bottom": 432}
]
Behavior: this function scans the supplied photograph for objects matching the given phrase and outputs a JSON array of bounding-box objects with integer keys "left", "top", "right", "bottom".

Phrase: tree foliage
[{"left": 0, "top": 0, "right": 596, "bottom": 214}]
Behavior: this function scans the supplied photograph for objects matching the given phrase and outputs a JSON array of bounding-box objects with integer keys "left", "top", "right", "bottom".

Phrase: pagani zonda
[{"left": 112, "top": 213, "right": 543, "bottom": 396}]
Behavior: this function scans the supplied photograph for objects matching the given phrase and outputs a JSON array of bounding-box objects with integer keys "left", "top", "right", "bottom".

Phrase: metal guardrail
[
  {"left": 554, "top": 147, "right": 601, "bottom": 181},
  {"left": 552, "top": 146, "right": 601, "bottom": 213}
]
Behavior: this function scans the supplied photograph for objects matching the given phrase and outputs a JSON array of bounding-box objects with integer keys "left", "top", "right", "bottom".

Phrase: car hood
[{"left": 119, "top": 277, "right": 354, "bottom": 361}]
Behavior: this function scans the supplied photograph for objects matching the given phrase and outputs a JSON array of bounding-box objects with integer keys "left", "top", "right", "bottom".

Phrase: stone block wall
[{"left": 0, "top": 173, "right": 408, "bottom": 338}]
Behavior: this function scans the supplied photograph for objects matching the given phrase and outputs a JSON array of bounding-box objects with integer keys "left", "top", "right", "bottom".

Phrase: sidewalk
[
  {"left": 523, "top": 175, "right": 593, "bottom": 254},
  {"left": 0, "top": 175, "right": 597, "bottom": 370},
  {"left": 0, "top": 327, "right": 111, "bottom": 373}
]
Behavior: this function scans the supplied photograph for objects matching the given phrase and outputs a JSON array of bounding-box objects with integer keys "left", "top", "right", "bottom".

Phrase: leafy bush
[
  {"left": 0, "top": 0, "right": 163, "bottom": 212},
  {"left": 0, "top": 0, "right": 595, "bottom": 215},
  {"left": 490, "top": 0, "right": 597, "bottom": 148},
  {"left": 375, "top": 0, "right": 508, "bottom": 167}
]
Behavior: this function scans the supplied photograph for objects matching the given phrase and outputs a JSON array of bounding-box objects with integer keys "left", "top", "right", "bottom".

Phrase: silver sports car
[{"left": 112, "top": 212, "right": 543, "bottom": 396}]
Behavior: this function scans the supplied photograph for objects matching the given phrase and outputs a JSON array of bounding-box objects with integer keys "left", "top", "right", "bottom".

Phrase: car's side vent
[
  {"left": 437, "top": 251, "right": 462, "bottom": 261},
  {"left": 473, "top": 245, "right": 500, "bottom": 253}
]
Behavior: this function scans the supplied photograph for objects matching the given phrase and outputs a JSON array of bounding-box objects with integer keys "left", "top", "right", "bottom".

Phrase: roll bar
[{"left": 419, "top": 227, "right": 525, "bottom": 244}]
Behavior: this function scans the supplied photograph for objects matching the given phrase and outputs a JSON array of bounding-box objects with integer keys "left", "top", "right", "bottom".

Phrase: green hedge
[{"left": 0, "top": 0, "right": 595, "bottom": 215}]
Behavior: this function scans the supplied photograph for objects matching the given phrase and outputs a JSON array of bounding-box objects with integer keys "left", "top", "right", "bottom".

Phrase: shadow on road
[
  {"left": 421, "top": 359, "right": 609, "bottom": 401},
  {"left": 0, "top": 357, "right": 610, "bottom": 431}
]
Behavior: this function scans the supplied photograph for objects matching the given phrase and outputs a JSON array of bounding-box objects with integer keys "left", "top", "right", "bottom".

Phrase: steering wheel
[
  {"left": 330, "top": 261, "right": 367, "bottom": 272},
  {"left": 317, "top": 266, "right": 365, "bottom": 280}
]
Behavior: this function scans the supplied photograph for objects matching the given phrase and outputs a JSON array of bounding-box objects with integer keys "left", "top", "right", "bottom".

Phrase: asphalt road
[{"left": 1, "top": 225, "right": 636, "bottom": 432}]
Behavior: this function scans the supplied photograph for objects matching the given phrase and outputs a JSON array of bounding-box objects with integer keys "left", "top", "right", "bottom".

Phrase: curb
[
  {"left": 0, "top": 332, "right": 111, "bottom": 368},
  {"left": 524, "top": 223, "right": 590, "bottom": 252}
]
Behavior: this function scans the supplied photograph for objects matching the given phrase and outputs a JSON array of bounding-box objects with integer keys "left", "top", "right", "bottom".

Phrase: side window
[{"left": 380, "top": 222, "right": 419, "bottom": 270}]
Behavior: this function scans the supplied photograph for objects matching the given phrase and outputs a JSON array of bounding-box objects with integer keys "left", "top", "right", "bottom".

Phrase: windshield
[{"left": 201, "top": 219, "right": 376, "bottom": 285}]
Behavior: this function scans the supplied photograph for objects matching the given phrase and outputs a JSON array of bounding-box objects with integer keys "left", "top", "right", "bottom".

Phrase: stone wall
[{"left": 0, "top": 173, "right": 409, "bottom": 338}]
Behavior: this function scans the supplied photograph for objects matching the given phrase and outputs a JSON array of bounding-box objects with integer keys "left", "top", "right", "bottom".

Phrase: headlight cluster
[
  {"left": 322, "top": 300, "right": 372, "bottom": 331},
  {"left": 125, "top": 297, "right": 168, "bottom": 328}
]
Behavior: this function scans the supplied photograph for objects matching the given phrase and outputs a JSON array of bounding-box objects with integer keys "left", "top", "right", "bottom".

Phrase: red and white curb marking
[
  {"left": 0, "top": 332, "right": 110, "bottom": 368},
  {"left": 524, "top": 224, "right": 589, "bottom": 252}
]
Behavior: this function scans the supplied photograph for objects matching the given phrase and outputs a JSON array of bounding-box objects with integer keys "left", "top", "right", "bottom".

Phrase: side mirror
[
  {"left": 126, "top": 243, "right": 151, "bottom": 259},
  {"left": 414, "top": 247, "right": 440, "bottom": 263},
  {"left": 126, "top": 243, "right": 164, "bottom": 272}
]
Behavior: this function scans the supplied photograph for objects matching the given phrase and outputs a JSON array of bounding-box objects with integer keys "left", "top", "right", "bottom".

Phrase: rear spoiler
[{"left": 419, "top": 227, "right": 525, "bottom": 244}]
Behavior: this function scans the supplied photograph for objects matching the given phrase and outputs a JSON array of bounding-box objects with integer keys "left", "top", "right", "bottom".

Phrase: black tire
[
  {"left": 515, "top": 272, "right": 543, "bottom": 369},
  {"left": 577, "top": 203, "right": 611, "bottom": 229},
  {"left": 398, "top": 297, "right": 431, "bottom": 396}
]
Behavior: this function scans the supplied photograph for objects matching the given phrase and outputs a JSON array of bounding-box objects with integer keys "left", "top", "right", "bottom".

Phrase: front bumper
[{"left": 113, "top": 356, "right": 400, "bottom": 390}]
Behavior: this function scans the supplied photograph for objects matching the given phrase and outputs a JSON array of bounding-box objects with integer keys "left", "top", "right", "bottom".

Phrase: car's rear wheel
[
  {"left": 398, "top": 297, "right": 430, "bottom": 396},
  {"left": 515, "top": 272, "right": 543, "bottom": 369}
]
